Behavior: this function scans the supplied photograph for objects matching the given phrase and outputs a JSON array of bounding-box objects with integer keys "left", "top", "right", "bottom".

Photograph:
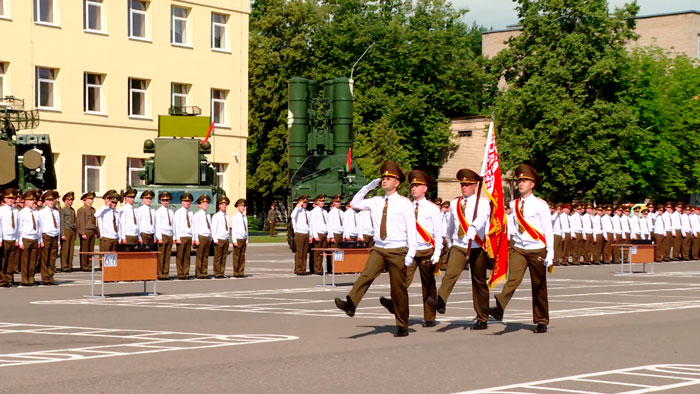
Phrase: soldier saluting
[
  {"left": 335, "top": 161, "right": 418, "bottom": 337},
  {"left": 489, "top": 164, "right": 554, "bottom": 333}
]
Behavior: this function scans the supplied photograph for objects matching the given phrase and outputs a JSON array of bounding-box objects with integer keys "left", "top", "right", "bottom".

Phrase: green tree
[{"left": 491, "top": 0, "right": 640, "bottom": 201}]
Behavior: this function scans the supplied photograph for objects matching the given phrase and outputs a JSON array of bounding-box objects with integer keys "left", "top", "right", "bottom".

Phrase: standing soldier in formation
[
  {"left": 193, "top": 194, "right": 212, "bottom": 279},
  {"left": 342, "top": 199, "right": 358, "bottom": 241},
  {"left": 662, "top": 203, "right": 673, "bottom": 260},
  {"left": 639, "top": 208, "right": 650, "bottom": 240},
  {"left": 59, "top": 192, "right": 76, "bottom": 272},
  {"left": 77, "top": 192, "right": 97, "bottom": 271},
  {"left": 691, "top": 207, "right": 700, "bottom": 259},
  {"left": 38, "top": 190, "right": 61, "bottom": 285},
  {"left": 552, "top": 203, "right": 563, "bottom": 264},
  {"left": 267, "top": 203, "right": 277, "bottom": 237},
  {"left": 602, "top": 205, "right": 614, "bottom": 264},
  {"left": 174, "top": 192, "right": 194, "bottom": 280},
  {"left": 560, "top": 204, "right": 571, "bottom": 264},
  {"left": 309, "top": 194, "right": 329, "bottom": 274},
  {"left": 653, "top": 204, "right": 667, "bottom": 262},
  {"left": 592, "top": 206, "right": 604, "bottom": 264},
  {"left": 611, "top": 206, "right": 623, "bottom": 263},
  {"left": 681, "top": 205, "right": 692, "bottom": 260},
  {"left": 671, "top": 203, "right": 683, "bottom": 260},
  {"left": 327, "top": 194, "right": 344, "bottom": 245},
  {"left": 231, "top": 199, "right": 249, "bottom": 278},
  {"left": 429, "top": 168, "right": 491, "bottom": 329},
  {"left": 211, "top": 195, "right": 231, "bottom": 279},
  {"left": 582, "top": 204, "right": 594, "bottom": 264},
  {"left": 291, "top": 195, "right": 311, "bottom": 275},
  {"left": 155, "top": 192, "right": 175, "bottom": 280},
  {"left": 137, "top": 190, "right": 156, "bottom": 247},
  {"left": 379, "top": 170, "right": 443, "bottom": 327},
  {"left": 18, "top": 190, "right": 42, "bottom": 286},
  {"left": 358, "top": 208, "right": 374, "bottom": 247},
  {"left": 1, "top": 188, "right": 20, "bottom": 287},
  {"left": 335, "top": 161, "right": 417, "bottom": 337},
  {"left": 96, "top": 191, "right": 120, "bottom": 253},
  {"left": 119, "top": 189, "right": 140, "bottom": 244},
  {"left": 490, "top": 164, "right": 553, "bottom": 334},
  {"left": 569, "top": 204, "right": 583, "bottom": 265}
]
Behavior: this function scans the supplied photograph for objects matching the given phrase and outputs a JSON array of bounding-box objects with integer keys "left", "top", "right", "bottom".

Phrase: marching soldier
[
  {"left": 38, "top": 190, "right": 61, "bottom": 285},
  {"left": 291, "top": 195, "right": 311, "bottom": 275},
  {"left": 309, "top": 194, "right": 329, "bottom": 274},
  {"left": 231, "top": 199, "right": 249, "bottom": 278},
  {"left": 569, "top": 204, "right": 583, "bottom": 265},
  {"left": 96, "top": 191, "right": 120, "bottom": 253},
  {"left": 155, "top": 192, "right": 175, "bottom": 280},
  {"left": 0, "top": 188, "right": 20, "bottom": 287},
  {"left": 428, "top": 168, "right": 491, "bottom": 329},
  {"left": 192, "top": 194, "right": 212, "bottom": 279},
  {"left": 489, "top": 164, "right": 553, "bottom": 334},
  {"left": 379, "top": 170, "right": 443, "bottom": 327},
  {"left": 327, "top": 194, "right": 344, "bottom": 245},
  {"left": 137, "top": 190, "right": 156, "bottom": 247},
  {"left": 267, "top": 203, "right": 277, "bottom": 237},
  {"left": 681, "top": 205, "right": 692, "bottom": 260},
  {"left": 59, "top": 192, "right": 76, "bottom": 272},
  {"left": 342, "top": 200, "right": 359, "bottom": 241},
  {"left": 119, "top": 189, "right": 140, "bottom": 244},
  {"left": 335, "top": 161, "right": 418, "bottom": 337},
  {"left": 18, "top": 190, "right": 42, "bottom": 286},
  {"left": 174, "top": 192, "right": 194, "bottom": 280},
  {"left": 211, "top": 195, "right": 231, "bottom": 279},
  {"left": 76, "top": 192, "right": 97, "bottom": 271}
]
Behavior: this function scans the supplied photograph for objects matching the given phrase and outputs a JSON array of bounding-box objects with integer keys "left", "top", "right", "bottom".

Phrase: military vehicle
[
  {"left": 0, "top": 96, "right": 56, "bottom": 191},
  {"left": 131, "top": 106, "right": 221, "bottom": 213},
  {"left": 287, "top": 77, "right": 366, "bottom": 201}
]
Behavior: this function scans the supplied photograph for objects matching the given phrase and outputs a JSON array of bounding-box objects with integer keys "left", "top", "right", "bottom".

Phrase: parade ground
[{"left": 2, "top": 244, "right": 700, "bottom": 394}]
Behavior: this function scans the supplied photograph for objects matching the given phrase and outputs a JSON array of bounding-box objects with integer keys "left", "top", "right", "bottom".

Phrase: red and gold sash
[
  {"left": 456, "top": 197, "right": 484, "bottom": 247},
  {"left": 514, "top": 197, "right": 547, "bottom": 245},
  {"left": 416, "top": 222, "right": 435, "bottom": 248}
]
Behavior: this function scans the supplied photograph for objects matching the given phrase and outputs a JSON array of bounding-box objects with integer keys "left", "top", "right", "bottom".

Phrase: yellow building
[{"left": 0, "top": 0, "right": 249, "bottom": 205}]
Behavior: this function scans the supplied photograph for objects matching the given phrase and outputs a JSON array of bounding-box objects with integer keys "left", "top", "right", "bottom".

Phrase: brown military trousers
[
  {"left": 681, "top": 233, "right": 691, "bottom": 260},
  {"left": 360, "top": 234, "right": 374, "bottom": 248},
  {"left": 140, "top": 232, "right": 154, "bottom": 247},
  {"left": 195, "top": 235, "right": 211, "bottom": 278},
  {"left": 570, "top": 233, "right": 583, "bottom": 264},
  {"left": 692, "top": 235, "right": 700, "bottom": 260},
  {"left": 672, "top": 230, "right": 683, "bottom": 259},
  {"left": 232, "top": 239, "right": 247, "bottom": 277},
  {"left": 294, "top": 232, "right": 310, "bottom": 274},
  {"left": 495, "top": 246, "right": 549, "bottom": 325},
  {"left": 438, "top": 245, "right": 489, "bottom": 323},
  {"left": 603, "top": 233, "right": 614, "bottom": 263},
  {"left": 312, "top": 233, "right": 328, "bottom": 274},
  {"left": 348, "top": 246, "right": 409, "bottom": 329},
  {"left": 561, "top": 233, "right": 572, "bottom": 264},
  {"left": 79, "top": 229, "right": 96, "bottom": 270},
  {"left": 553, "top": 234, "right": 562, "bottom": 263},
  {"left": 583, "top": 233, "right": 594, "bottom": 263},
  {"left": 40, "top": 234, "right": 59, "bottom": 284},
  {"left": 592, "top": 234, "right": 604, "bottom": 263},
  {"left": 175, "top": 236, "right": 192, "bottom": 279},
  {"left": 60, "top": 228, "right": 76, "bottom": 271},
  {"left": 2, "top": 240, "right": 20, "bottom": 285},
  {"left": 654, "top": 233, "right": 665, "bottom": 262},
  {"left": 406, "top": 248, "right": 437, "bottom": 323},
  {"left": 663, "top": 232, "right": 672, "bottom": 260},
  {"left": 20, "top": 238, "right": 39, "bottom": 285},
  {"left": 157, "top": 235, "right": 173, "bottom": 280},
  {"left": 213, "top": 239, "right": 229, "bottom": 278}
]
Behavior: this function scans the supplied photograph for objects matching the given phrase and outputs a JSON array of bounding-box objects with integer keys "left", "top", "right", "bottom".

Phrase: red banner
[{"left": 480, "top": 122, "right": 509, "bottom": 289}]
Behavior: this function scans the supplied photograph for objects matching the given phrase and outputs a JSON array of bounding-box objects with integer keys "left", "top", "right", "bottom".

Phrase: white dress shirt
[
  {"left": 351, "top": 191, "right": 417, "bottom": 259},
  {"left": 671, "top": 211, "right": 682, "bottom": 231},
  {"left": 620, "top": 215, "right": 631, "bottom": 236},
  {"left": 96, "top": 205, "right": 119, "bottom": 240},
  {"left": 653, "top": 213, "right": 666, "bottom": 235},
  {"left": 646, "top": 214, "right": 655, "bottom": 235},
  {"left": 154, "top": 206, "right": 175, "bottom": 240},
  {"left": 0, "top": 205, "right": 20, "bottom": 241},
  {"left": 192, "top": 209, "right": 212, "bottom": 239},
  {"left": 592, "top": 214, "right": 603, "bottom": 236},
  {"left": 327, "top": 207, "right": 344, "bottom": 235},
  {"left": 612, "top": 214, "right": 622, "bottom": 235},
  {"left": 560, "top": 213, "right": 570, "bottom": 234},
  {"left": 681, "top": 213, "right": 691, "bottom": 236},
  {"left": 120, "top": 203, "right": 140, "bottom": 240},
  {"left": 18, "top": 207, "right": 41, "bottom": 242},
  {"left": 570, "top": 212, "right": 583, "bottom": 235},
  {"left": 507, "top": 212, "right": 516, "bottom": 240},
  {"left": 38, "top": 207, "right": 60, "bottom": 238},
  {"left": 413, "top": 198, "right": 443, "bottom": 259},
  {"left": 137, "top": 204, "right": 156, "bottom": 235},
  {"left": 291, "top": 206, "right": 310, "bottom": 234},
  {"left": 690, "top": 213, "right": 700, "bottom": 236},
  {"left": 309, "top": 206, "right": 328, "bottom": 239},
  {"left": 582, "top": 213, "right": 593, "bottom": 235},
  {"left": 601, "top": 214, "right": 613, "bottom": 239},
  {"left": 358, "top": 209, "right": 374, "bottom": 237},
  {"left": 662, "top": 212, "right": 672, "bottom": 233},
  {"left": 445, "top": 194, "right": 490, "bottom": 250},
  {"left": 551, "top": 212, "right": 562, "bottom": 236},
  {"left": 510, "top": 194, "right": 554, "bottom": 262},
  {"left": 342, "top": 209, "right": 359, "bottom": 239},
  {"left": 231, "top": 211, "right": 248, "bottom": 241},
  {"left": 211, "top": 211, "right": 230, "bottom": 242},
  {"left": 629, "top": 215, "right": 641, "bottom": 239},
  {"left": 639, "top": 215, "right": 650, "bottom": 236},
  {"left": 174, "top": 207, "right": 194, "bottom": 241}
]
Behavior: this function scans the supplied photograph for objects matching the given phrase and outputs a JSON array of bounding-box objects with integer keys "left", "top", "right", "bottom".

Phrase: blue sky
[{"left": 455, "top": 0, "right": 699, "bottom": 30}]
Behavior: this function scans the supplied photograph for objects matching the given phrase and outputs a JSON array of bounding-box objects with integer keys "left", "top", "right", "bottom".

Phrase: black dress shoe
[
  {"left": 334, "top": 296, "right": 355, "bottom": 317},
  {"left": 488, "top": 306, "right": 504, "bottom": 321},
  {"left": 534, "top": 323, "right": 547, "bottom": 333},
  {"left": 471, "top": 320, "right": 488, "bottom": 330},
  {"left": 435, "top": 296, "right": 446, "bottom": 314},
  {"left": 394, "top": 327, "right": 409, "bottom": 337},
  {"left": 422, "top": 321, "right": 437, "bottom": 328},
  {"left": 0, "top": 283, "right": 10, "bottom": 288},
  {"left": 379, "top": 296, "right": 395, "bottom": 314}
]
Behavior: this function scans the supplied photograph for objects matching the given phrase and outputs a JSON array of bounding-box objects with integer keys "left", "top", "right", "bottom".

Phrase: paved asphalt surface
[{"left": 2, "top": 243, "right": 700, "bottom": 394}]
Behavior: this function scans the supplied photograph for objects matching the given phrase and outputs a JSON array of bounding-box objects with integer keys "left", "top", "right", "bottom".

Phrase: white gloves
[
  {"left": 404, "top": 255, "right": 414, "bottom": 267},
  {"left": 543, "top": 259, "right": 553, "bottom": 268},
  {"left": 366, "top": 178, "right": 381, "bottom": 190},
  {"left": 430, "top": 254, "right": 440, "bottom": 265}
]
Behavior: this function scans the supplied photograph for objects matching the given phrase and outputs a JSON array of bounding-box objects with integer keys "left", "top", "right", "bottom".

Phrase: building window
[
  {"left": 84, "top": 0, "right": 103, "bottom": 32},
  {"left": 0, "top": 63, "right": 5, "bottom": 98},
  {"left": 171, "top": 6, "right": 189, "bottom": 45},
  {"left": 84, "top": 73, "right": 103, "bottom": 114},
  {"left": 457, "top": 130, "right": 473, "bottom": 137},
  {"left": 34, "top": 0, "right": 54, "bottom": 24},
  {"left": 211, "top": 89, "right": 227, "bottom": 126},
  {"left": 0, "top": 0, "right": 6, "bottom": 18},
  {"left": 215, "top": 163, "right": 227, "bottom": 190},
  {"left": 129, "top": 0, "right": 147, "bottom": 39},
  {"left": 211, "top": 13, "right": 227, "bottom": 50},
  {"left": 82, "top": 155, "right": 102, "bottom": 194},
  {"left": 128, "top": 78, "right": 148, "bottom": 117},
  {"left": 127, "top": 158, "right": 145, "bottom": 186},
  {"left": 171, "top": 83, "right": 189, "bottom": 113},
  {"left": 36, "top": 67, "right": 57, "bottom": 109}
]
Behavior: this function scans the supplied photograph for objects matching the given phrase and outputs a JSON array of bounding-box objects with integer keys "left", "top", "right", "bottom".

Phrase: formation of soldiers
[
  {"left": 0, "top": 187, "right": 249, "bottom": 287},
  {"left": 511, "top": 201, "right": 700, "bottom": 265}
]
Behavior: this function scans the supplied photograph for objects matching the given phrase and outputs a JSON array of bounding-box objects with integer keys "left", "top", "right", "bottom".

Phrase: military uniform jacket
[
  {"left": 60, "top": 206, "right": 77, "bottom": 234},
  {"left": 267, "top": 208, "right": 277, "bottom": 223},
  {"left": 76, "top": 205, "right": 97, "bottom": 236}
]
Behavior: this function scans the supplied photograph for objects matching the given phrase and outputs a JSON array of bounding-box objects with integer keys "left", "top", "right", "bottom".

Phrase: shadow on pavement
[{"left": 490, "top": 322, "right": 535, "bottom": 335}]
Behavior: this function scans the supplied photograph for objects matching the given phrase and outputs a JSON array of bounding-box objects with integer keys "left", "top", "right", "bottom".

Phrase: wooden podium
[
  {"left": 617, "top": 243, "right": 654, "bottom": 274},
  {"left": 312, "top": 248, "right": 371, "bottom": 286},
  {"left": 80, "top": 251, "right": 159, "bottom": 297}
]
